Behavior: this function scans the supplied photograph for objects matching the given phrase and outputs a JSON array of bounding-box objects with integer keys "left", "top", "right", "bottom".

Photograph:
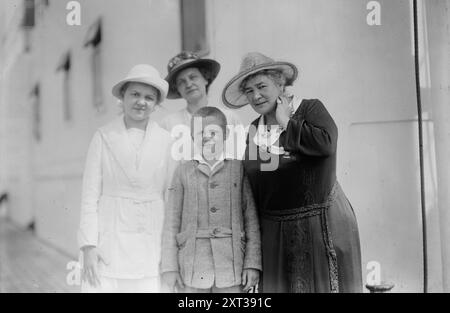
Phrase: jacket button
[
  {"left": 210, "top": 207, "right": 217, "bottom": 213},
  {"left": 210, "top": 182, "right": 218, "bottom": 189}
]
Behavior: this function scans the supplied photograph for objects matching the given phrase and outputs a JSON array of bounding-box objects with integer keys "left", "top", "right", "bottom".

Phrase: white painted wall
[{"left": 0, "top": 0, "right": 35, "bottom": 227}]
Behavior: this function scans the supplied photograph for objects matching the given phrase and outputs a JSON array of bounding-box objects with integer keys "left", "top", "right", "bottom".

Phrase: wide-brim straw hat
[
  {"left": 222, "top": 52, "right": 298, "bottom": 109},
  {"left": 112, "top": 64, "right": 169, "bottom": 101},
  {"left": 165, "top": 51, "right": 220, "bottom": 99}
]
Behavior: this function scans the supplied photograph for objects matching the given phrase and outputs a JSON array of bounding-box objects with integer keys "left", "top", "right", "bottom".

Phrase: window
[
  {"left": 56, "top": 52, "right": 72, "bottom": 121},
  {"left": 22, "top": 0, "right": 36, "bottom": 52},
  {"left": 22, "top": 0, "right": 35, "bottom": 28},
  {"left": 31, "top": 84, "right": 41, "bottom": 142},
  {"left": 180, "top": 0, "right": 209, "bottom": 55},
  {"left": 84, "top": 19, "right": 104, "bottom": 112}
]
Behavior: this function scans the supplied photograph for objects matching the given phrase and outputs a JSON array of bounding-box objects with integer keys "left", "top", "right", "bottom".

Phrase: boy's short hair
[{"left": 191, "top": 107, "right": 228, "bottom": 133}]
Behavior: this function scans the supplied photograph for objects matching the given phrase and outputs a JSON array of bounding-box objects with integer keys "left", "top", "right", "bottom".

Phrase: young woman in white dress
[{"left": 78, "top": 64, "right": 176, "bottom": 293}]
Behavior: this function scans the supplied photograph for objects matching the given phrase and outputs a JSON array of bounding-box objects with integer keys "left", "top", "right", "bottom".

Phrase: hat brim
[
  {"left": 222, "top": 62, "right": 298, "bottom": 109},
  {"left": 112, "top": 77, "right": 168, "bottom": 102},
  {"left": 165, "top": 59, "right": 221, "bottom": 99}
]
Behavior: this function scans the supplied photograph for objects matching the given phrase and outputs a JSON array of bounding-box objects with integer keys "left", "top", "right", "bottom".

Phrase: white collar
[
  {"left": 193, "top": 152, "right": 226, "bottom": 171},
  {"left": 253, "top": 95, "right": 303, "bottom": 155},
  {"left": 291, "top": 95, "right": 303, "bottom": 114}
]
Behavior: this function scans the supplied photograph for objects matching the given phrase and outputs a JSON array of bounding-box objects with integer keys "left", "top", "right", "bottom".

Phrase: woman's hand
[
  {"left": 242, "top": 269, "right": 260, "bottom": 292},
  {"left": 81, "top": 246, "right": 108, "bottom": 287},
  {"left": 275, "top": 96, "right": 293, "bottom": 129},
  {"left": 162, "top": 271, "right": 185, "bottom": 292}
]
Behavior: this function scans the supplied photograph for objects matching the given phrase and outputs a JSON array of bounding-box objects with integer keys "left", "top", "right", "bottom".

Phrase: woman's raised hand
[
  {"left": 275, "top": 96, "right": 293, "bottom": 129},
  {"left": 81, "top": 246, "right": 108, "bottom": 287}
]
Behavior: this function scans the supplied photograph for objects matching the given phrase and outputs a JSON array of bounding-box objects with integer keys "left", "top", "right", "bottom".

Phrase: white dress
[{"left": 78, "top": 116, "right": 176, "bottom": 292}]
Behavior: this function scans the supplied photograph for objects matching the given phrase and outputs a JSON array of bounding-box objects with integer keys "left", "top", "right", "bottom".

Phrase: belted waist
[
  {"left": 261, "top": 182, "right": 339, "bottom": 221},
  {"left": 102, "top": 188, "right": 162, "bottom": 203},
  {"left": 196, "top": 227, "right": 233, "bottom": 239}
]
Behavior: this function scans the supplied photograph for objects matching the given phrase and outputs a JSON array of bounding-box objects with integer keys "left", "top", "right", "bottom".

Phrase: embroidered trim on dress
[{"left": 322, "top": 183, "right": 339, "bottom": 293}]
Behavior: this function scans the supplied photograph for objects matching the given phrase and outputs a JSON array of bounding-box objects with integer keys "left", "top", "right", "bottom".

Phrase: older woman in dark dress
[{"left": 222, "top": 52, "right": 362, "bottom": 293}]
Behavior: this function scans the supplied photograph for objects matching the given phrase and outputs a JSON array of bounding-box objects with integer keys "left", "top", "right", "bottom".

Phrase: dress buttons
[{"left": 210, "top": 207, "right": 217, "bottom": 213}]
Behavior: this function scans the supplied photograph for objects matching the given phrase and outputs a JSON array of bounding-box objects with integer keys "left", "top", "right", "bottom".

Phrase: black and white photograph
[{"left": 0, "top": 0, "right": 449, "bottom": 299}]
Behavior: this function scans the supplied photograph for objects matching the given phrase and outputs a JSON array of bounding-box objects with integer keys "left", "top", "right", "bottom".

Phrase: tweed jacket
[{"left": 161, "top": 159, "right": 261, "bottom": 288}]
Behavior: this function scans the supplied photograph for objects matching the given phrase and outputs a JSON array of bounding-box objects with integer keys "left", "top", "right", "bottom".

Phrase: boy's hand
[
  {"left": 162, "top": 271, "right": 185, "bottom": 292},
  {"left": 241, "top": 269, "right": 260, "bottom": 292}
]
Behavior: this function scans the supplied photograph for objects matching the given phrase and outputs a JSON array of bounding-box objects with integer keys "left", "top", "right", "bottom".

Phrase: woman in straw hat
[
  {"left": 160, "top": 51, "right": 245, "bottom": 160},
  {"left": 222, "top": 52, "right": 362, "bottom": 293},
  {"left": 78, "top": 64, "right": 176, "bottom": 292}
]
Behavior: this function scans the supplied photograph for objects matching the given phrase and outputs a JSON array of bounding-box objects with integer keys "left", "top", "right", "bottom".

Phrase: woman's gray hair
[{"left": 239, "top": 69, "right": 287, "bottom": 93}]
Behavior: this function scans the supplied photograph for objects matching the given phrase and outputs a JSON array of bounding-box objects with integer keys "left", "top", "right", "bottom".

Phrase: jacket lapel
[
  {"left": 98, "top": 116, "right": 139, "bottom": 182},
  {"left": 136, "top": 121, "right": 170, "bottom": 182}
]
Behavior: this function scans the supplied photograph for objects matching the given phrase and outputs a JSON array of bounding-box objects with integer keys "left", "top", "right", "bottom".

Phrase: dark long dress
[{"left": 243, "top": 98, "right": 362, "bottom": 293}]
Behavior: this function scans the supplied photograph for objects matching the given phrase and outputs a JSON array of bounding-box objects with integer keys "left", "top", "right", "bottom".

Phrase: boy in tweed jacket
[{"left": 161, "top": 107, "right": 261, "bottom": 293}]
